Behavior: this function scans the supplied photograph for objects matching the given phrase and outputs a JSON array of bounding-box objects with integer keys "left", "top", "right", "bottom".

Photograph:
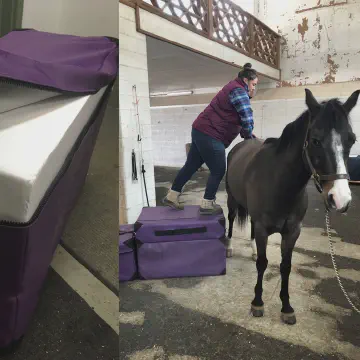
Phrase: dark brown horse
[{"left": 225, "top": 89, "right": 359, "bottom": 325}]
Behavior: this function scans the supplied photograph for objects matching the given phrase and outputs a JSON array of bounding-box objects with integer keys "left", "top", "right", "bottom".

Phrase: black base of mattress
[{"left": 0, "top": 336, "right": 24, "bottom": 355}]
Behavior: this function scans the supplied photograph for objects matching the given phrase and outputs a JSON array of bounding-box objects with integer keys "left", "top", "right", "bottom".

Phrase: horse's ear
[
  {"left": 305, "top": 88, "right": 320, "bottom": 115},
  {"left": 343, "top": 90, "right": 360, "bottom": 114}
]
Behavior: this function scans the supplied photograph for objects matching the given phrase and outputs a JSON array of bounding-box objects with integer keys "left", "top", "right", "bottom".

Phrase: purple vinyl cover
[
  {"left": 135, "top": 206, "right": 225, "bottom": 243},
  {"left": 119, "top": 224, "right": 137, "bottom": 282},
  {"left": 135, "top": 206, "right": 226, "bottom": 280},
  {"left": 0, "top": 29, "right": 118, "bottom": 94},
  {"left": 120, "top": 224, "right": 135, "bottom": 235}
]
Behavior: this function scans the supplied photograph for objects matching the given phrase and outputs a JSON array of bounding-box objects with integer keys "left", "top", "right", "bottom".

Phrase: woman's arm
[{"left": 229, "top": 87, "right": 255, "bottom": 139}]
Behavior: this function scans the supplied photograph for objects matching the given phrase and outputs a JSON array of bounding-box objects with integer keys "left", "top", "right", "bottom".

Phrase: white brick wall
[
  {"left": 119, "top": 3, "right": 156, "bottom": 225},
  {"left": 150, "top": 103, "right": 264, "bottom": 168},
  {"left": 151, "top": 96, "right": 360, "bottom": 168}
]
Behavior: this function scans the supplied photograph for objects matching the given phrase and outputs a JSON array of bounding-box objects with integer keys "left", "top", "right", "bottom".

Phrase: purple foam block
[
  {"left": 135, "top": 206, "right": 226, "bottom": 280},
  {"left": 119, "top": 224, "right": 137, "bottom": 282}
]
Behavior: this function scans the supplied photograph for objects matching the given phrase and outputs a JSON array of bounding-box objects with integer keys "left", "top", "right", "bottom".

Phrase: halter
[{"left": 302, "top": 114, "right": 349, "bottom": 194}]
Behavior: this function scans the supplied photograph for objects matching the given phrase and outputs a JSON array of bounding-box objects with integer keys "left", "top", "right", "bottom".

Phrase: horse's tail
[
  {"left": 236, "top": 203, "right": 249, "bottom": 229},
  {"left": 225, "top": 153, "right": 248, "bottom": 230}
]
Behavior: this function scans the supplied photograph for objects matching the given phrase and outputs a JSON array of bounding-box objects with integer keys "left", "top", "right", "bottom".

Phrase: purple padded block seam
[
  {"left": 120, "top": 223, "right": 138, "bottom": 281},
  {"left": 120, "top": 224, "right": 134, "bottom": 234},
  {"left": 119, "top": 252, "right": 137, "bottom": 282},
  {"left": 136, "top": 205, "right": 224, "bottom": 221},
  {"left": 135, "top": 236, "right": 226, "bottom": 245},
  {"left": 119, "top": 235, "right": 135, "bottom": 254},
  {"left": 137, "top": 270, "right": 226, "bottom": 281}
]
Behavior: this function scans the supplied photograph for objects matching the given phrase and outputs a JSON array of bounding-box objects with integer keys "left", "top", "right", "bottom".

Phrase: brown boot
[
  {"left": 199, "top": 198, "right": 223, "bottom": 215},
  {"left": 162, "top": 189, "right": 184, "bottom": 210}
]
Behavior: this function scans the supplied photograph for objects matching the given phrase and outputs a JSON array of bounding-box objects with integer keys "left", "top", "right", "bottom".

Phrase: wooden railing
[{"left": 125, "top": 0, "right": 281, "bottom": 69}]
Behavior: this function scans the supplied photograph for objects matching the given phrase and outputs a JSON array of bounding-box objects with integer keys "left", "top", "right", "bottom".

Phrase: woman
[{"left": 163, "top": 63, "right": 259, "bottom": 215}]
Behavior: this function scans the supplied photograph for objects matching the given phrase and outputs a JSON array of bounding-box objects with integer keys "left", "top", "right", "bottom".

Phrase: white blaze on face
[{"left": 328, "top": 129, "right": 352, "bottom": 210}]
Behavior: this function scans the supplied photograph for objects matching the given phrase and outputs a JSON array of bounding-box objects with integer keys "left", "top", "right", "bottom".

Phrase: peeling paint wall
[{"left": 255, "top": 0, "right": 360, "bottom": 87}]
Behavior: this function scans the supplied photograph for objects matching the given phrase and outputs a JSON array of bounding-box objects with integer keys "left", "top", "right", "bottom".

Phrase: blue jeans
[{"left": 171, "top": 128, "right": 226, "bottom": 200}]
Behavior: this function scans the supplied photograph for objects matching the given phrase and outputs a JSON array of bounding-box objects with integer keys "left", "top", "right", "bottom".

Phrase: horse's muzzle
[{"left": 326, "top": 193, "right": 351, "bottom": 213}]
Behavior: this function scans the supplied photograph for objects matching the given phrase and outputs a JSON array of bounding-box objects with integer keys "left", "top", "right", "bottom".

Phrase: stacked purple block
[
  {"left": 134, "top": 205, "right": 227, "bottom": 280},
  {"left": 119, "top": 224, "right": 137, "bottom": 282}
]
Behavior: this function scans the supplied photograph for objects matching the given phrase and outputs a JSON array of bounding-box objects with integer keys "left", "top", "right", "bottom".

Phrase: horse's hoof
[
  {"left": 281, "top": 312, "right": 297, "bottom": 325},
  {"left": 252, "top": 254, "right": 257, "bottom": 262},
  {"left": 251, "top": 305, "right": 264, "bottom": 317},
  {"left": 226, "top": 248, "right": 233, "bottom": 258}
]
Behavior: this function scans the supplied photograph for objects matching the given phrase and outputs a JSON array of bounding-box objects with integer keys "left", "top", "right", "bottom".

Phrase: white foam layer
[
  {"left": 0, "top": 86, "right": 107, "bottom": 223},
  {"left": 0, "top": 83, "right": 61, "bottom": 113}
]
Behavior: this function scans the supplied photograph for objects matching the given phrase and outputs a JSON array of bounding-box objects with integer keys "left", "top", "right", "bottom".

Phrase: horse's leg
[
  {"left": 226, "top": 193, "right": 237, "bottom": 258},
  {"left": 251, "top": 223, "right": 268, "bottom": 317},
  {"left": 250, "top": 219, "right": 257, "bottom": 261},
  {"left": 279, "top": 224, "right": 300, "bottom": 325}
]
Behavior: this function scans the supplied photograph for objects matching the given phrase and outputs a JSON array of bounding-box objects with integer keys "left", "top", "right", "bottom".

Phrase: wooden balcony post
[
  {"left": 248, "top": 16, "right": 255, "bottom": 56},
  {"left": 276, "top": 35, "right": 281, "bottom": 68},
  {"left": 207, "top": 0, "right": 213, "bottom": 38}
]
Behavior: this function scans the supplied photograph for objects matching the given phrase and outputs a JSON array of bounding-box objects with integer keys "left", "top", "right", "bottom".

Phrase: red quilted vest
[{"left": 192, "top": 78, "right": 248, "bottom": 147}]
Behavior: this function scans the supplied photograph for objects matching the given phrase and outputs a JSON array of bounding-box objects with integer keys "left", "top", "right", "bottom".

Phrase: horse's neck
[
  {"left": 279, "top": 153, "right": 311, "bottom": 193},
  {"left": 276, "top": 122, "right": 311, "bottom": 196}
]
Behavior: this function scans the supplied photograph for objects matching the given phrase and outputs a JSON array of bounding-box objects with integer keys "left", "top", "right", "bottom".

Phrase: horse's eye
[
  {"left": 348, "top": 133, "right": 356, "bottom": 145},
  {"left": 312, "top": 138, "right": 321, "bottom": 147}
]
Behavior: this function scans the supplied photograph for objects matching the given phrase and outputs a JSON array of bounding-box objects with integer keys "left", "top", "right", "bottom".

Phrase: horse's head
[{"left": 304, "top": 88, "right": 359, "bottom": 213}]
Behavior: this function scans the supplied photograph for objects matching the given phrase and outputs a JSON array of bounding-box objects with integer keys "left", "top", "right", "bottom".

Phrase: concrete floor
[
  {"left": 62, "top": 104, "right": 119, "bottom": 293},
  {"left": 2, "top": 246, "right": 118, "bottom": 360},
  {"left": 119, "top": 166, "right": 360, "bottom": 360}
]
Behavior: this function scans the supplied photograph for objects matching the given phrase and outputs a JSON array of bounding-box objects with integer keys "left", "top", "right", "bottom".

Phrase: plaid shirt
[{"left": 229, "top": 86, "right": 254, "bottom": 139}]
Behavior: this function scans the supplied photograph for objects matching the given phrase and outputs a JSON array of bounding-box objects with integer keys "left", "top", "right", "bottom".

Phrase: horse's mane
[
  {"left": 263, "top": 137, "right": 278, "bottom": 144},
  {"left": 263, "top": 98, "right": 350, "bottom": 153},
  {"left": 263, "top": 110, "right": 309, "bottom": 153}
]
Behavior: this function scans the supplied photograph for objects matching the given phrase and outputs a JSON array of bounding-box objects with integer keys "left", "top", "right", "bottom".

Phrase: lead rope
[
  {"left": 132, "top": 85, "right": 149, "bottom": 207},
  {"left": 325, "top": 209, "right": 360, "bottom": 314}
]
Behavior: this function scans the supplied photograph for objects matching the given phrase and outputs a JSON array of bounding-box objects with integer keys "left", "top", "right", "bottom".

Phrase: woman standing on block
[{"left": 163, "top": 62, "right": 259, "bottom": 215}]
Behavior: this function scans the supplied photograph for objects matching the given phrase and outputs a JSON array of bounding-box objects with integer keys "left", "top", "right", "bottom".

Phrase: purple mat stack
[
  {"left": 119, "top": 205, "right": 227, "bottom": 281},
  {"left": 119, "top": 224, "right": 137, "bottom": 282}
]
